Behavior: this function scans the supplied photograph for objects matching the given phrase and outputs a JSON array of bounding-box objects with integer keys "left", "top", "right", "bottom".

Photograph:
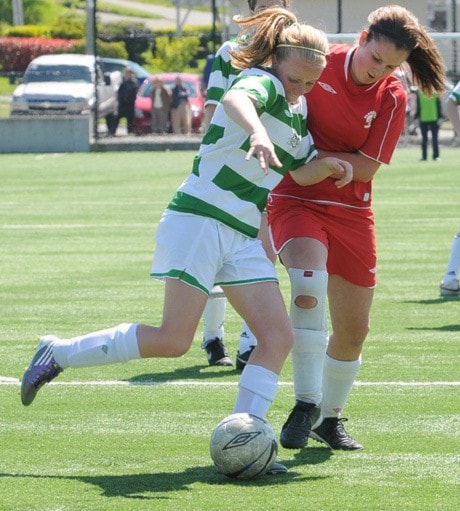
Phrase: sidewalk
[
  {"left": 92, "top": 131, "right": 203, "bottom": 152},
  {"left": 92, "top": 127, "right": 458, "bottom": 152},
  {"left": 98, "top": 0, "right": 213, "bottom": 29}
]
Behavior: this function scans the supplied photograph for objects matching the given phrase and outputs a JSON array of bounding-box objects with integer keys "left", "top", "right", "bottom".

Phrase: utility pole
[
  {"left": 86, "top": 0, "right": 98, "bottom": 141},
  {"left": 337, "top": 0, "right": 342, "bottom": 33},
  {"left": 12, "top": 0, "right": 24, "bottom": 25},
  {"left": 452, "top": 0, "right": 457, "bottom": 77},
  {"left": 212, "top": 0, "right": 217, "bottom": 53}
]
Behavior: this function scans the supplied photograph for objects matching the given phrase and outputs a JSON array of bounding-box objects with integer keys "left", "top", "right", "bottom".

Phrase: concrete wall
[
  {"left": 292, "top": 0, "right": 426, "bottom": 33},
  {"left": 0, "top": 117, "right": 90, "bottom": 153},
  {"left": 228, "top": 1, "right": 458, "bottom": 33},
  {"left": 227, "top": 1, "right": 460, "bottom": 76}
]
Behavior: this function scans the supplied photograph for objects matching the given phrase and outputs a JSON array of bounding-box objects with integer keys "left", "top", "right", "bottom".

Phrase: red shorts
[{"left": 267, "top": 195, "right": 377, "bottom": 288}]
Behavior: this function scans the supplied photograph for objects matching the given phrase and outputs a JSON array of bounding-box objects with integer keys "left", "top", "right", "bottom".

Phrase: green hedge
[{"left": 0, "top": 18, "right": 222, "bottom": 71}]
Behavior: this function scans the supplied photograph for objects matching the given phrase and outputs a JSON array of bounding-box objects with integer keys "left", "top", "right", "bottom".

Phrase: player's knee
[
  {"left": 165, "top": 340, "right": 192, "bottom": 357},
  {"left": 159, "top": 329, "right": 194, "bottom": 357},
  {"left": 353, "top": 323, "right": 370, "bottom": 345},
  {"left": 332, "top": 320, "right": 369, "bottom": 348},
  {"left": 288, "top": 268, "right": 328, "bottom": 331},
  {"left": 351, "top": 316, "right": 371, "bottom": 342},
  {"left": 293, "top": 294, "right": 318, "bottom": 309}
]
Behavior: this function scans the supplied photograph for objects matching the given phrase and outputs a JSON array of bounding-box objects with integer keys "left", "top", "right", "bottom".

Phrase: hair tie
[{"left": 276, "top": 44, "right": 326, "bottom": 56}]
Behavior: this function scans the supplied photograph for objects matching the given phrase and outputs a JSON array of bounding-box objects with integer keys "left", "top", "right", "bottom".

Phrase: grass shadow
[
  {"left": 0, "top": 464, "right": 328, "bottom": 499},
  {"left": 406, "top": 324, "right": 460, "bottom": 332},
  {"left": 287, "top": 446, "right": 334, "bottom": 467},
  {"left": 127, "top": 363, "right": 242, "bottom": 384},
  {"left": 403, "top": 296, "right": 459, "bottom": 305}
]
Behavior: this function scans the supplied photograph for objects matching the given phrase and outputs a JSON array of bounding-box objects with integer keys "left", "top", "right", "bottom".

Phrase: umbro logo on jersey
[{"left": 318, "top": 82, "right": 337, "bottom": 94}]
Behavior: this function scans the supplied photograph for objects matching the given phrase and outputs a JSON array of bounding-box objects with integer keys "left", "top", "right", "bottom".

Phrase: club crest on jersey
[
  {"left": 288, "top": 132, "right": 301, "bottom": 148},
  {"left": 364, "top": 111, "right": 377, "bottom": 129},
  {"left": 317, "top": 82, "right": 337, "bottom": 94}
]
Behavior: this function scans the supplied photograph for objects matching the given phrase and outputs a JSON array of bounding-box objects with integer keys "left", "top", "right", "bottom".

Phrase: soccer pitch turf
[{"left": 0, "top": 147, "right": 458, "bottom": 511}]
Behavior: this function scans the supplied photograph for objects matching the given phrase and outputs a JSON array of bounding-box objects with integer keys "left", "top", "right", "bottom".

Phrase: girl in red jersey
[{"left": 267, "top": 5, "right": 446, "bottom": 450}]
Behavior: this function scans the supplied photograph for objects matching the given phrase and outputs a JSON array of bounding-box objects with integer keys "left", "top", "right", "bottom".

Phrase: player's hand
[
  {"left": 323, "top": 157, "right": 353, "bottom": 188},
  {"left": 246, "top": 129, "right": 282, "bottom": 175}
]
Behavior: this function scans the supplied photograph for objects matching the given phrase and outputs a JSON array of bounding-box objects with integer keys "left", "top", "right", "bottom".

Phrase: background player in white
[
  {"left": 20, "top": 8, "right": 352, "bottom": 472},
  {"left": 267, "top": 4, "right": 446, "bottom": 451},
  {"left": 440, "top": 80, "right": 460, "bottom": 297},
  {"left": 201, "top": 0, "right": 290, "bottom": 368}
]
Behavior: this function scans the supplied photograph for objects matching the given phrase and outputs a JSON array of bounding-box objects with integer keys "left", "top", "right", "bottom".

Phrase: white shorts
[{"left": 151, "top": 210, "right": 277, "bottom": 295}]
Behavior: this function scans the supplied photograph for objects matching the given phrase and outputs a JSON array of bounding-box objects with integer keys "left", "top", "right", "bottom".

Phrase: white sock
[
  {"left": 53, "top": 323, "right": 140, "bottom": 369},
  {"left": 443, "top": 233, "right": 460, "bottom": 281},
  {"left": 321, "top": 354, "right": 361, "bottom": 418},
  {"left": 238, "top": 321, "right": 258, "bottom": 353},
  {"left": 291, "top": 328, "right": 328, "bottom": 406},
  {"left": 202, "top": 296, "right": 226, "bottom": 347},
  {"left": 233, "top": 364, "right": 279, "bottom": 419}
]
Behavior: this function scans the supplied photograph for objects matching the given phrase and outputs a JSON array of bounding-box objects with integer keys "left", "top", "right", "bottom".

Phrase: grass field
[{"left": 0, "top": 148, "right": 458, "bottom": 511}]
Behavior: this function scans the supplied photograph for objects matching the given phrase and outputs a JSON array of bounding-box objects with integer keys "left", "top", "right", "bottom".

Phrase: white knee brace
[
  {"left": 288, "top": 268, "right": 328, "bottom": 331},
  {"left": 288, "top": 268, "right": 329, "bottom": 404}
]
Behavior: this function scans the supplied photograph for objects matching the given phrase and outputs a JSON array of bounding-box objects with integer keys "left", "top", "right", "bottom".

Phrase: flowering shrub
[{"left": 0, "top": 37, "right": 76, "bottom": 72}]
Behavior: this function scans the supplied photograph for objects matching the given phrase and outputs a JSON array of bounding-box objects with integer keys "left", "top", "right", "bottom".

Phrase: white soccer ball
[{"left": 210, "top": 412, "right": 278, "bottom": 479}]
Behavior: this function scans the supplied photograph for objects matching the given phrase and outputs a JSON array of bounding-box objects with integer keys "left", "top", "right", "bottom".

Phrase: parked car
[
  {"left": 99, "top": 58, "right": 150, "bottom": 88},
  {"left": 10, "top": 54, "right": 119, "bottom": 134},
  {"left": 134, "top": 73, "right": 206, "bottom": 134}
]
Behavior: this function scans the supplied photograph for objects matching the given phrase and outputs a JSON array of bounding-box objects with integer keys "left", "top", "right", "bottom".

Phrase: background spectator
[
  {"left": 171, "top": 75, "right": 191, "bottom": 135},
  {"left": 150, "top": 77, "right": 171, "bottom": 134},
  {"left": 115, "top": 67, "right": 138, "bottom": 135},
  {"left": 416, "top": 90, "right": 443, "bottom": 161}
]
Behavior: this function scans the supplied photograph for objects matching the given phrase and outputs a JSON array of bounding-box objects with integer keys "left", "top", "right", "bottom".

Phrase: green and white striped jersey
[
  {"left": 168, "top": 67, "right": 317, "bottom": 238},
  {"left": 205, "top": 38, "right": 242, "bottom": 106}
]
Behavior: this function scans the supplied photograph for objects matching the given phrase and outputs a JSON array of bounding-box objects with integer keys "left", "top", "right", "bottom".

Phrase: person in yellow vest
[{"left": 416, "top": 90, "right": 443, "bottom": 161}]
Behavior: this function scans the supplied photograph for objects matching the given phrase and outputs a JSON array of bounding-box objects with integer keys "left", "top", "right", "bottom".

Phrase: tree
[
  {"left": 0, "top": 0, "right": 59, "bottom": 25},
  {"left": 150, "top": 36, "right": 200, "bottom": 72},
  {"left": 99, "top": 22, "right": 152, "bottom": 63}
]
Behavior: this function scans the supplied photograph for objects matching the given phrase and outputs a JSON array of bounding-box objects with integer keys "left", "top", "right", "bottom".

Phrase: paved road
[{"left": 99, "top": 0, "right": 213, "bottom": 29}]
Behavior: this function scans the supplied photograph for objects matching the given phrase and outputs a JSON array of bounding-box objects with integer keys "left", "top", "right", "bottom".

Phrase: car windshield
[
  {"left": 139, "top": 78, "right": 198, "bottom": 98},
  {"left": 24, "top": 65, "right": 92, "bottom": 83},
  {"left": 102, "top": 61, "right": 149, "bottom": 79}
]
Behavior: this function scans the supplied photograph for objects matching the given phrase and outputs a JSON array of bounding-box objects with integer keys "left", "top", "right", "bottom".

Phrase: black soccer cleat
[
  {"left": 280, "top": 401, "right": 321, "bottom": 449},
  {"left": 204, "top": 338, "right": 233, "bottom": 366},
  {"left": 235, "top": 346, "right": 255, "bottom": 371},
  {"left": 21, "top": 336, "right": 63, "bottom": 406},
  {"left": 310, "top": 417, "right": 364, "bottom": 450}
]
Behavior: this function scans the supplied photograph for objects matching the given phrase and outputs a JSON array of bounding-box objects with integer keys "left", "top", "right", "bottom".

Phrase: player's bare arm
[
  {"left": 316, "top": 149, "right": 380, "bottom": 182},
  {"left": 202, "top": 104, "right": 217, "bottom": 132},
  {"left": 223, "top": 89, "right": 282, "bottom": 174},
  {"left": 290, "top": 157, "right": 353, "bottom": 187}
]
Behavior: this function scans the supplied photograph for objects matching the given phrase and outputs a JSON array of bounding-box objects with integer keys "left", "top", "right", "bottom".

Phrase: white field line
[
  {"left": 0, "top": 376, "right": 459, "bottom": 387},
  {"left": 1, "top": 224, "right": 148, "bottom": 229}
]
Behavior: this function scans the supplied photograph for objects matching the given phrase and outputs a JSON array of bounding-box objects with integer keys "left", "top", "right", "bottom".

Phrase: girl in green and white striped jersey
[
  {"left": 21, "top": 9, "right": 352, "bottom": 472},
  {"left": 203, "top": 1, "right": 290, "bottom": 130},
  {"left": 201, "top": 0, "right": 291, "bottom": 367}
]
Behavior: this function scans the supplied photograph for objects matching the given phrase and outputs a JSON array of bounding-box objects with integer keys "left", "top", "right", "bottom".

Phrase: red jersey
[{"left": 273, "top": 44, "right": 407, "bottom": 207}]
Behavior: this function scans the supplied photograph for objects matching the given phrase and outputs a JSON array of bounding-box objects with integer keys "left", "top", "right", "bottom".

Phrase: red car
[{"left": 134, "top": 72, "right": 206, "bottom": 134}]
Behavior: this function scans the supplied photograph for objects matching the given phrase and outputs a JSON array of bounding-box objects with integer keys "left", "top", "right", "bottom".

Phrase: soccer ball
[{"left": 210, "top": 412, "right": 278, "bottom": 479}]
